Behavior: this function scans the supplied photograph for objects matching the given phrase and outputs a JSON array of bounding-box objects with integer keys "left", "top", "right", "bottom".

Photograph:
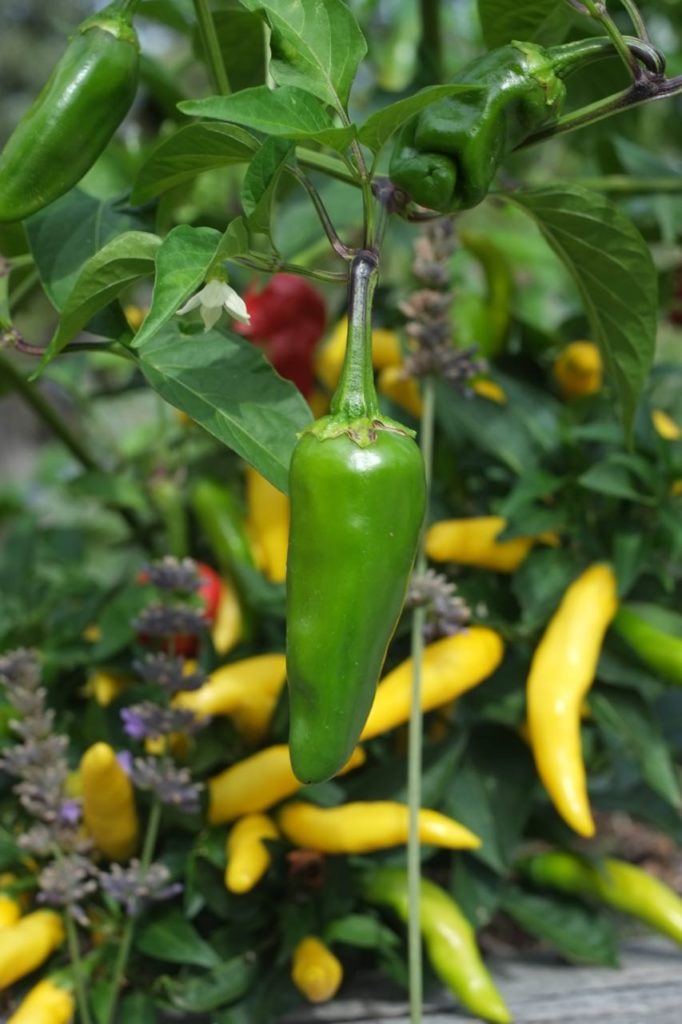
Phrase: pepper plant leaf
[
  {"left": 136, "top": 321, "right": 312, "bottom": 492},
  {"left": 180, "top": 86, "right": 356, "bottom": 151},
  {"left": 508, "top": 185, "right": 658, "bottom": 437},
  {"left": 477, "top": 0, "right": 572, "bottom": 48},
  {"left": 131, "top": 123, "right": 258, "bottom": 204},
  {"left": 241, "top": 137, "right": 294, "bottom": 238},
  {"left": 501, "top": 887, "right": 619, "bottom": 966},
  {"left": 38, "top": 231, "right": 160, "bottom": 367},
  {"left": 239, "top": 0, "right": 366, "bottom": 112}
]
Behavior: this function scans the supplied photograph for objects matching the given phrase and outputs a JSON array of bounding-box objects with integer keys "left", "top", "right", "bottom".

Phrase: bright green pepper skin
[
  {"left": 363, "top": 868, "right": 511, "bottom": 1024},
  {"left": 287, "top": 428, "right": 425, "bottom": 783},
  {"left": 390, "top": 38, "right": 619, "bottom": 212},
  {"left": 520, "top": 851, "right": 682, "bottom": 946},
  {"left": 612, "top": 605, "right": 682, "bottom": 687},
  {"left": 0, "top": 3, "right": 139, "bottom": 223}
]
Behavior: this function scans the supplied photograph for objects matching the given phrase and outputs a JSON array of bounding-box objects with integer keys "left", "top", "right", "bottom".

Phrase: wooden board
[{"left": 283, "top": 937, "right": 682, "bottom": 1023}]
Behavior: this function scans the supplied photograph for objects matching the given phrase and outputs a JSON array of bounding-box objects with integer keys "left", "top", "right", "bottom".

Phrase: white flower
[{"left": 176, "top": 279, "right": 250, "bottom": 331}]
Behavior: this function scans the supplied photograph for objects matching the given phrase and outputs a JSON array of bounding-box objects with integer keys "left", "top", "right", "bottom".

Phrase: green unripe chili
[
  {"left": 390, "top": 37, "right": 648, "bottom": 213},
  {"left": 363, "top": 868, "right": 511, "bottom": 1024},
  {"left": 0, "top": 0, "right": 140, "bottom": 223},
  {"left": 286, "top": 253, "right": 426, "bottom": 784},
  {"left": 611, "top": 604, "right": 682, "bottom": 687}
]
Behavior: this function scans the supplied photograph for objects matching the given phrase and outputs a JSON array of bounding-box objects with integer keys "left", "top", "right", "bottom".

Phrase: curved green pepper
[
  {"left": 390, "top": 37, "right": 644, "bottom": 213},
  {"left": 0, "top": 0, "right": 140, "bottom": 223},
  {"left": 286, "top": 253, "right": 426, "bottom": 784},
  {"left": 520, "top": 851, "right": 682, "bottom": 946},
  {"left": 363, "top": 867, "right": 511, "bottom": 1024},
  {"left": 612, "top": 604, "right": 682, "bottom": 687}
]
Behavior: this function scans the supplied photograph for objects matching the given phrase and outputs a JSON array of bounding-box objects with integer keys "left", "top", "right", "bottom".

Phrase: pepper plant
[{"left": 1, "top": 0, "right": 682, "bottom": 1022}]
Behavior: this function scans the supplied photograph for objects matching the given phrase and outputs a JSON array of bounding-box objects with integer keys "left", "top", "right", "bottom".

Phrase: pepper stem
[
  {"left": 330, "top": 253, "right": 380, "bottom": 422},
  {"left": 549, "top": 35, "right": 664, "bottom": 77}
]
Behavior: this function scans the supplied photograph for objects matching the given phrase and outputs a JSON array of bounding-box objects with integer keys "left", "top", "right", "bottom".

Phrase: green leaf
[
  {"left": 477, "top": 0, "right": 571, "bottom": 48},
  {"left": 210, "top": 216, "right": 251, "bottom": 274},
  {"left": 180, "top": 87, "right": 355, "bottom": 150},
  {"left": 579, "top": 458, "right": 654, "bottom": 504},
  {"left": 155, "top": 954, "right": 258, "bottom": 1013},
  {"left": 117, "top": 993, "right": 158, "bottom": 1024},
  {"left": 196, "top": 8, "right": 267, "bottom": 92},
  {"left": 39, "top": 232, "right": 160, "bottom": 367},
  {"left": 324, "top": 913, "right": 401, "bottom": 951},
  {"left": 132, "top": 225, "right": 221, "bottom": 349},
  {"left": 512, "top": 549, "right": 579, "bottom": 632},
  {"left": 136, "top": 321, "right": 312, "bottom": 492},
  {"left": 241, "top": 137, "right": 293, "bottom": 236},
  {"left": 239, "top": 0, "right": 367, "bottom": 111},
  {"left": 358, "top": 85, "right": 480, "bottom": 153},
  {"left": 501, "top": 886, "right": 619, "bottom": 966},
  {"left": 25, "top": 189, "right": 146, "bottom": 310},
  {"left": 590, "top": 687, "right": 681, "bottom": 808},
  {"left": 136, "top": 909, "right": 222, "bottom": 967},
  {"left": 508, "top": 186, "right": 658, "bottom": 435},
  {"left": 132, "top": 123, "right": 258, "bottom": 203}
]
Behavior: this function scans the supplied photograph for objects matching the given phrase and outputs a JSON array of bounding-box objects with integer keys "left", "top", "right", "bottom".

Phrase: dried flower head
[
  {"left": 133, "top": 653, "right": 206, "bottom": 695},
  {"left": 132, "top": 756, "right": 202, "bottom": 815},
  {"left": 121, "top": 702, "right": 204, "bottom": 742},
  {"left": 133, "top": 605, "right": 207, "bottom": 639},
  {"left": 142, "top": 556, "right": 201, "bottom": 594},
  {"left": 100, "top": 859, "right": 182, "bottom": 917},
  {"left": 38, "top": 854, "right": 98, "bottom": 925},
  {"left": 407, "top": 569, "right": 470, "bottom": 641}
]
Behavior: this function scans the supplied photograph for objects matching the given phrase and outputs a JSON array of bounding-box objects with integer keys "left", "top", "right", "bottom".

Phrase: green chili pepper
[
  {"left": 612, "top": 604, "right": 682, "bottom": 687},
  {"left": 190, "top": 479, "right": 257, "bottom": 574},
  {"left": 363, "top": 867, "right": 511, "bottom": 1024},
  {"left": 286, "top": 253, "right": 426, "bottom": 784},
  {"left": 0, "top": 0, "right": 140, "bottom": 223},
  {"left": 389, "top": 37, "right": 651, "bottom": 212},
  {"left": 520, "top": 851, "right": 682, "bottom": 946}
]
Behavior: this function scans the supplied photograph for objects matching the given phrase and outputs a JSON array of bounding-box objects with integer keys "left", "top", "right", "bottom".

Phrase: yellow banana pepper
[
  {"left": 426, "top": 516, "right": 542, "bottom": 572},
  {"left": 652, "top": 409, "right": 682, "bottom": 441},
  {"left": 82, "top": 669, "right": 129, "bottom": 707},
  {"left": 0, "top": 910, "right": 65, "bottom": 989},
  {"left": 361, "top": 628, "right": 503, "bottom": 740},
  {"left": 0, "top": 875, "right": 21, "bottom": 928},
  {"left": 80, "top": 742, "right": 139, "bottom": 861},
  {"left": 315, "top": 316, "right": 402, "bottom": 393},
  {"left": 471, "top": 377, "right": 507, "bottom": 404},
  {"left": 278, "top": 801, "right": 480, "bottom": 853},
  {"left": 211, "top": 582, "right": 243, "bottom": 655},
  {"left": 175, "top": 653, "right": 286, "bottom": 743},
  {"left": 7, "top": 977, "right": 75, "bottom": 1024},
  {"left": 291, "top": 937, "right": 343, "bottom": 1004},
  {"left": 377, "top": 365, "right": 423, "bottom": 419},
  {"left": 245, "top": 466, "right": 289, "bottom": 583},
  {"left": 526, "top": 563, "right": 618, "bottom": 838},
  {"left": 208, "top": 745, "right": 365, "bottom": 825},
  {"left": 225, "top": 813, "right": 279, "bottom": 894},
  {"left": 553, "top": 341, "right": 603, "bottom": 400}
]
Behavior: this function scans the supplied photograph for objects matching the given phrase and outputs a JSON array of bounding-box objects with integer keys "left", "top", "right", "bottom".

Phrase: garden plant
[{"left": 1, "top": 0, "right": 682, "bottom": 1021}]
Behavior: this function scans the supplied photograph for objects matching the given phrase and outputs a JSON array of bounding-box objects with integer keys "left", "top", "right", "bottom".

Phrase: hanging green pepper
[
  {"left": 0, "top": 0, "right": 140, "bottom": 223},
  {"left": 612, "top": 604, "right": 682, "bottom": 687},
  {"left": 389, "top": 37, "right": 655, "bottom": 212},
  {"left": 363, "top": 868, "right": 511, "bottom": 1024},
  {"left": 286, "top": 252, "right": 426, "bottom": 784}
]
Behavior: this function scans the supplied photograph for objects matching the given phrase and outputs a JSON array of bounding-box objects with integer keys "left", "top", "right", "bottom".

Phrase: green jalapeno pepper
[
  {"left": 286, "top": 252, "right": 426, "bottom": 784},
  {"left": 612, "top": 604, "right": 682, "bottom": 687},
  {"left": 363, "top": 867, "right": 511, "bottom": 1024},
  {"left": 0, "top": 0, "right": 140, "bottom": 223},
  {"left": 389, "top": 37, "right": 657, "bottom": 212}
]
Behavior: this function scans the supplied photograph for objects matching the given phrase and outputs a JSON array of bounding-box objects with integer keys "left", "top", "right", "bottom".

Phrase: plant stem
[
  {"left": 103, "top": 798, "right": 163, "bottom": 1024},
  {"left": 419, "top": 0, "right": 443, "bottom": 83},
  {"left": 407, "top": 374, "right": 436, "bottom": 1024},
  {"left": 295, "top": 147, "right": 360, "bottom": 187},
  {"left": 288, "top": 167, "right": 354, "bottom": 260},
  {"left": 193, "top": 0, "right": 231, "bottom": 95},
  {"left": 330, "top": 252, "right": 380, "bottom": 421},
  {"left": 233, "top": 255, "right": 347, "bottom": 284},
  {"left": 0, "top": 349, "right": 99, "bottom": 470},
  {"left": 573, "top": 175, "right": 682, "bottom": 193},
  {"left": 581, "top": 0, "right": 642, "bottom": 78},
  {"left": 620, "top": 0, "right": 650, "bottom": 41},
  {"left": 9, "top": 268, "right": 40, "bottom": 312},
  {"left": 65, "top": 911, "right": 94, "bottom": 1024}
]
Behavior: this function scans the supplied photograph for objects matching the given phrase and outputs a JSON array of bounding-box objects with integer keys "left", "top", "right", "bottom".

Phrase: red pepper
[{"left": 235, "top": 274, "right": 326, "bottom": 396}]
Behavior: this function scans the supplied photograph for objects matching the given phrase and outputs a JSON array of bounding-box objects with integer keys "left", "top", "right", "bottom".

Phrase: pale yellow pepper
[
  {"left": 208, "top": 745, "right": 365, "bottom": 825},
  {"left": 361, "top": 628, "right": 504, "bottom": 740},
  {"left": 80, "top": 742, "right": 139, "bottom": 861},
  {"left": 553, "top": 341, "right": 603, "bottom": 399},
  {"left": 8, "top": 977, "right": 75, "bottom": 1024},
  {"left": 174, "top": 653, "right": 286, "bottom": 744},
  {"left": 245, "top": 466, "right": 289, "bottom": 583},
  {"left": 652, "top": 409, "right": 682, "bottom": 441},
  {"left": 278, "top": 801, "right": 480, "bottom": 853},
  {"left": 377, "top": 365, "right": 423, "bottom": 418},
  {"left": 526, "top": 563, "right": 618, "bottom": 838},
  {"left": 0, "top": 910, "right": 64, "bottom": 989},
  {"left": 0, "top": 875, "right": 21, "bottom": 929},
  {"left": 225, "top": 813, "right": 279, "bottom": 894},
  {"left": 82, "top": 669, "right": 129, "bottom": 707},
  {"left": 211, "top": 582, "right": 243, "bottom": 655},
  {"left": 426, "top": 515, "right": 544, "bottom": 573},
  {"left": 291, "top": 937, "right": 343, "bottom": 1004}
]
